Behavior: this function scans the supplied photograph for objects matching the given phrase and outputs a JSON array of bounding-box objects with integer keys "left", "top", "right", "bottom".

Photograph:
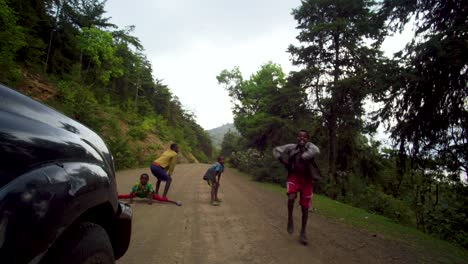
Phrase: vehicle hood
[{"left": 0, "top": 84, "right": 114, "bottom": 188}]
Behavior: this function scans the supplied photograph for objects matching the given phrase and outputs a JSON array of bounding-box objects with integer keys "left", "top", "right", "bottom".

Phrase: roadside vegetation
[{"left": 219, "top": 0, "right": 468, "bottom": 250}]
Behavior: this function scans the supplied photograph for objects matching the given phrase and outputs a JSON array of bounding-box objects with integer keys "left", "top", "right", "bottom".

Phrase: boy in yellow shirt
[{"left": 150, "top": 143, "right": 179, "bottom": 200}]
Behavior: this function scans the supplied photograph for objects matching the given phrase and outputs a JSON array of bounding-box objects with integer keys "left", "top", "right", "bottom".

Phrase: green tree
[
  {"left": 6, "top": 0, "right": 51, "bottom": 68},
  {"left": 47, "top": 0, "right": 115, "bottom": 74},
  {"left": 220, "top": 130, "right": 243, "bottom": 157},
  {"left": 217, "top": 62, "right": 307, "bottom": 150},
  {"left": 150, "top": 80, "right": 173, "bottom": 118},
  {"left": 0, "top": 0, "right": 26, "bottom": 83},
  {"left": 379, "top": 0, "right": 468, "bottom": 174},
  {"left": 110, "top": 26, "right": 145, "bottom": 102},
  {"left": 288, "top": 0, "right": 385, "bottom": 181},
  {"left": 61, "top": 0, "right": 115, "bottom": 29},
  {"left": 77, "top": 26, "right": 123, "bottom": 84},
  {"left": 375, "top": 0, "right": 468, "bottom": 245}
]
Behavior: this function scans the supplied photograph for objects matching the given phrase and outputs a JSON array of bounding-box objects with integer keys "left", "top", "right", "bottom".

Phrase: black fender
[{"left": 0, "top": 162, "right": 117, "bottom": 264}]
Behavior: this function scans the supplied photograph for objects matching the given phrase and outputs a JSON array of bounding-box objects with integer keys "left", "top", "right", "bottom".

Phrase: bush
[
  {"left": 128, "top": 125, "right": 148, "bottom": 140},
  {"left": 55, "top": 81, "right": 102, "bottom": 131},
  {"left": 152, "top": 115, "right": 171, "bottom": 140},
  {"left": 230, "top": 148, "right": 263, "bottom": 169},
  {"left": 356, "top": 186, "right": 415, "bottom": 225},
  {"left": 230, "top": 148, "right": 287, "bottom": 185},
  {"left": 107, "top": 136, "right": 138, "bottom": 170},
  {"left": 422, "top": 183, "right": 468, "bottom": 248},
  {"left": 127, "top": 115, "right": 172, "bottom": 141}
]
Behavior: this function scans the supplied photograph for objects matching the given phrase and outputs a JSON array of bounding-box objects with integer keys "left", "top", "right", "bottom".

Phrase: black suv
[{"left": 0, "top": 84, "right": 132, "bottom": 263}]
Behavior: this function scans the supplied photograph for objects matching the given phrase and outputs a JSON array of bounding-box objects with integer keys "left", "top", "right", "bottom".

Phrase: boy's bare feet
[
  {"left": 211, "top": 201, "right": 220, "bottom": 206},
  {"left": 287, "top": 219, "right": 294, "bottom": 234},
  {"left": 299, "top": 233, "right": 308, "bottom": 245}
]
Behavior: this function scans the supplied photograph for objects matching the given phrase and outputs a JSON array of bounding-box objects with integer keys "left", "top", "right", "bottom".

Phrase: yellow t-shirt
[{"left": 154, "top": 150, "right": 178, "bottom": 175}]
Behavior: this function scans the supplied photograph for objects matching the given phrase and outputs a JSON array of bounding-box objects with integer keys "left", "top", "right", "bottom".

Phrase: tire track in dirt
[{"left": 116, "top": 164, "right": 424, "bottom": 264}]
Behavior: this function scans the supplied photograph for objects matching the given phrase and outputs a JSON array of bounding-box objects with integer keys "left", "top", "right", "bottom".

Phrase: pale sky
[{"left": 105, "top": 0, "right": 412, "bottom": 130}]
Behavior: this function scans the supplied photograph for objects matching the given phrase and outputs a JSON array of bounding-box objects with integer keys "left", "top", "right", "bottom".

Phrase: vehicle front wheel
[{"left": 43, "top": 222, "right": 115, "bottom": 264}]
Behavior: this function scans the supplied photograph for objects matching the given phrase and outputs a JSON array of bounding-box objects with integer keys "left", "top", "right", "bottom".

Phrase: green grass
[{"left": 232, "top": 169, "right": 468, "bottom": 263}]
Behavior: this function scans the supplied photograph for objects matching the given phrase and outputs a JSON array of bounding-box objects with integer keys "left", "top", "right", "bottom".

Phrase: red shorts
[
  {"left": 118, "top": 193, "right": 167, "bottom": 201},
  {"left": 118, "top": 193, "right": 136, "bottom": 199},
  {"left": 287, "top": 173, "right": 313, "bottom": 209}
]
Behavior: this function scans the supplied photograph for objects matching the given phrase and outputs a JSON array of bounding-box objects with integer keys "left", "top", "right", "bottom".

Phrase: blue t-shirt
[{"left": 203, "top": 162, "right": 224, "bottom": 181}]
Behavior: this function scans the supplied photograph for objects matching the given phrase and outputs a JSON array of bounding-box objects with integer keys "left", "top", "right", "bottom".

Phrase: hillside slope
[
  {"left": 1, "top": 0, "right": 213, "bottom": 168},
  {"left": 207, "top": 123, "right": 238, "bottom": 148},
  {"left": 14, "top": 73, "right": 202, "bottom": 168}
]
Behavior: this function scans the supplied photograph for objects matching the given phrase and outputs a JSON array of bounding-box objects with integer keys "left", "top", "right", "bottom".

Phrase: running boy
[
  {"left": 203, "top": 156, "right": 225, "bottom": 206},
  {"left": 118, "top": 173, "right": 154, "bottom": 204},
  {"left": 150, "top": 143, "right": 179, "bottom": 200},
  {"left": 273, "top": 130, "right": 320, "bottom": 245}
]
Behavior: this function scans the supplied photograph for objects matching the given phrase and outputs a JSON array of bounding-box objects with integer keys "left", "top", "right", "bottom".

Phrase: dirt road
[{"left": 116, "top": 164, "right": 421, "bottom": 264}]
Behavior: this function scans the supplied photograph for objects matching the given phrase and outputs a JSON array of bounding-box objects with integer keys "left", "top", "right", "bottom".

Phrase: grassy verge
[{"left": 232, "top": 168, "right": 468, "bottom": 263}]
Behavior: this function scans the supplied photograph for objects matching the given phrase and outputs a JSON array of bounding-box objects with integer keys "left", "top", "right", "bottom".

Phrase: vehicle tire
[{"left": 43, "top": 222, "right": 115, "bottom": 264}]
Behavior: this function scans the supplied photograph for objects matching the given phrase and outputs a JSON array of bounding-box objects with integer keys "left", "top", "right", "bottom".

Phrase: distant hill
[{"left": 207, "top": 123, "right": 238, "bottom": 148}]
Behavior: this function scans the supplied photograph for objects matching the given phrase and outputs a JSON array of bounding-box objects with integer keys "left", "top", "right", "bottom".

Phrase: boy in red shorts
[{"left": 273, "top": 130, "right": 320, "bottom": 245}]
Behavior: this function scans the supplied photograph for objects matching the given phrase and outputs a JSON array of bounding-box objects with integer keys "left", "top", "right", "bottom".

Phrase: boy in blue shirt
[{"left": 203, "top": 156, "right": 225, "bottom": 206}]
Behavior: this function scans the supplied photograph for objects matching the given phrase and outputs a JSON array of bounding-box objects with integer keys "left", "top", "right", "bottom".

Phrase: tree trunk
[
  {"left": 327, "top": 32, "right": 340, "bottom": 182},
  {"left": 395, "top": 140, "right": 406, "bottom": 196},
  {"left": 44, "top": 29, "right": 54, "bottom": 73},
  {"left": 135, "top": 77, "right": 140, "bottom": 107},
  {"left": 328, "top": 116, "right": 337, "bottom": 181},
  {"left": 79, "top": 49, "right": 83, "bottom": 80}
]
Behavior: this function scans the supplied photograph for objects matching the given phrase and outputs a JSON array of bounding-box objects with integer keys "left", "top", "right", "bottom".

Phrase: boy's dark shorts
[
  {"left": 150, "top": 163, "right": 171, "bottom": 181},
  {"left": 205, "top": 178, "right": 218, "bottom": 186}
]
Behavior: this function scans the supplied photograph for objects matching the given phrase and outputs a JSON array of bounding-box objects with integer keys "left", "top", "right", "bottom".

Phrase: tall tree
[
  {"left": 288, "top": 0, "right": 385, "bottom": 180},
  {"left": 61, "top": 0, "right": 114, "bottom": 29},
  {"left": 7, "top": 0, "right": 51, "bottom": 67},
  {"left": 220, "top": 130, "right": 243, "bottom": 157},
  {"left": 217, "top": 62, "right": 307, "bottom": 150},
  {"left": 47, "top": 0, "right": 115, "bottom": 74},
  {"left": 379, "top": 0, "right": 468, "bottom": 175},
  {"left": 77, "top": 26, "right": 123, "bottom": 84},
  {"left": 0, "top": 0, "right": 27, "bottom": 83}
]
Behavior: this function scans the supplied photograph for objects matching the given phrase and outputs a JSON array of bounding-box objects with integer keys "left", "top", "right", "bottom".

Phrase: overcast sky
[{"left": 105, "top": 0, "right": 412, "bottom": 131}]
